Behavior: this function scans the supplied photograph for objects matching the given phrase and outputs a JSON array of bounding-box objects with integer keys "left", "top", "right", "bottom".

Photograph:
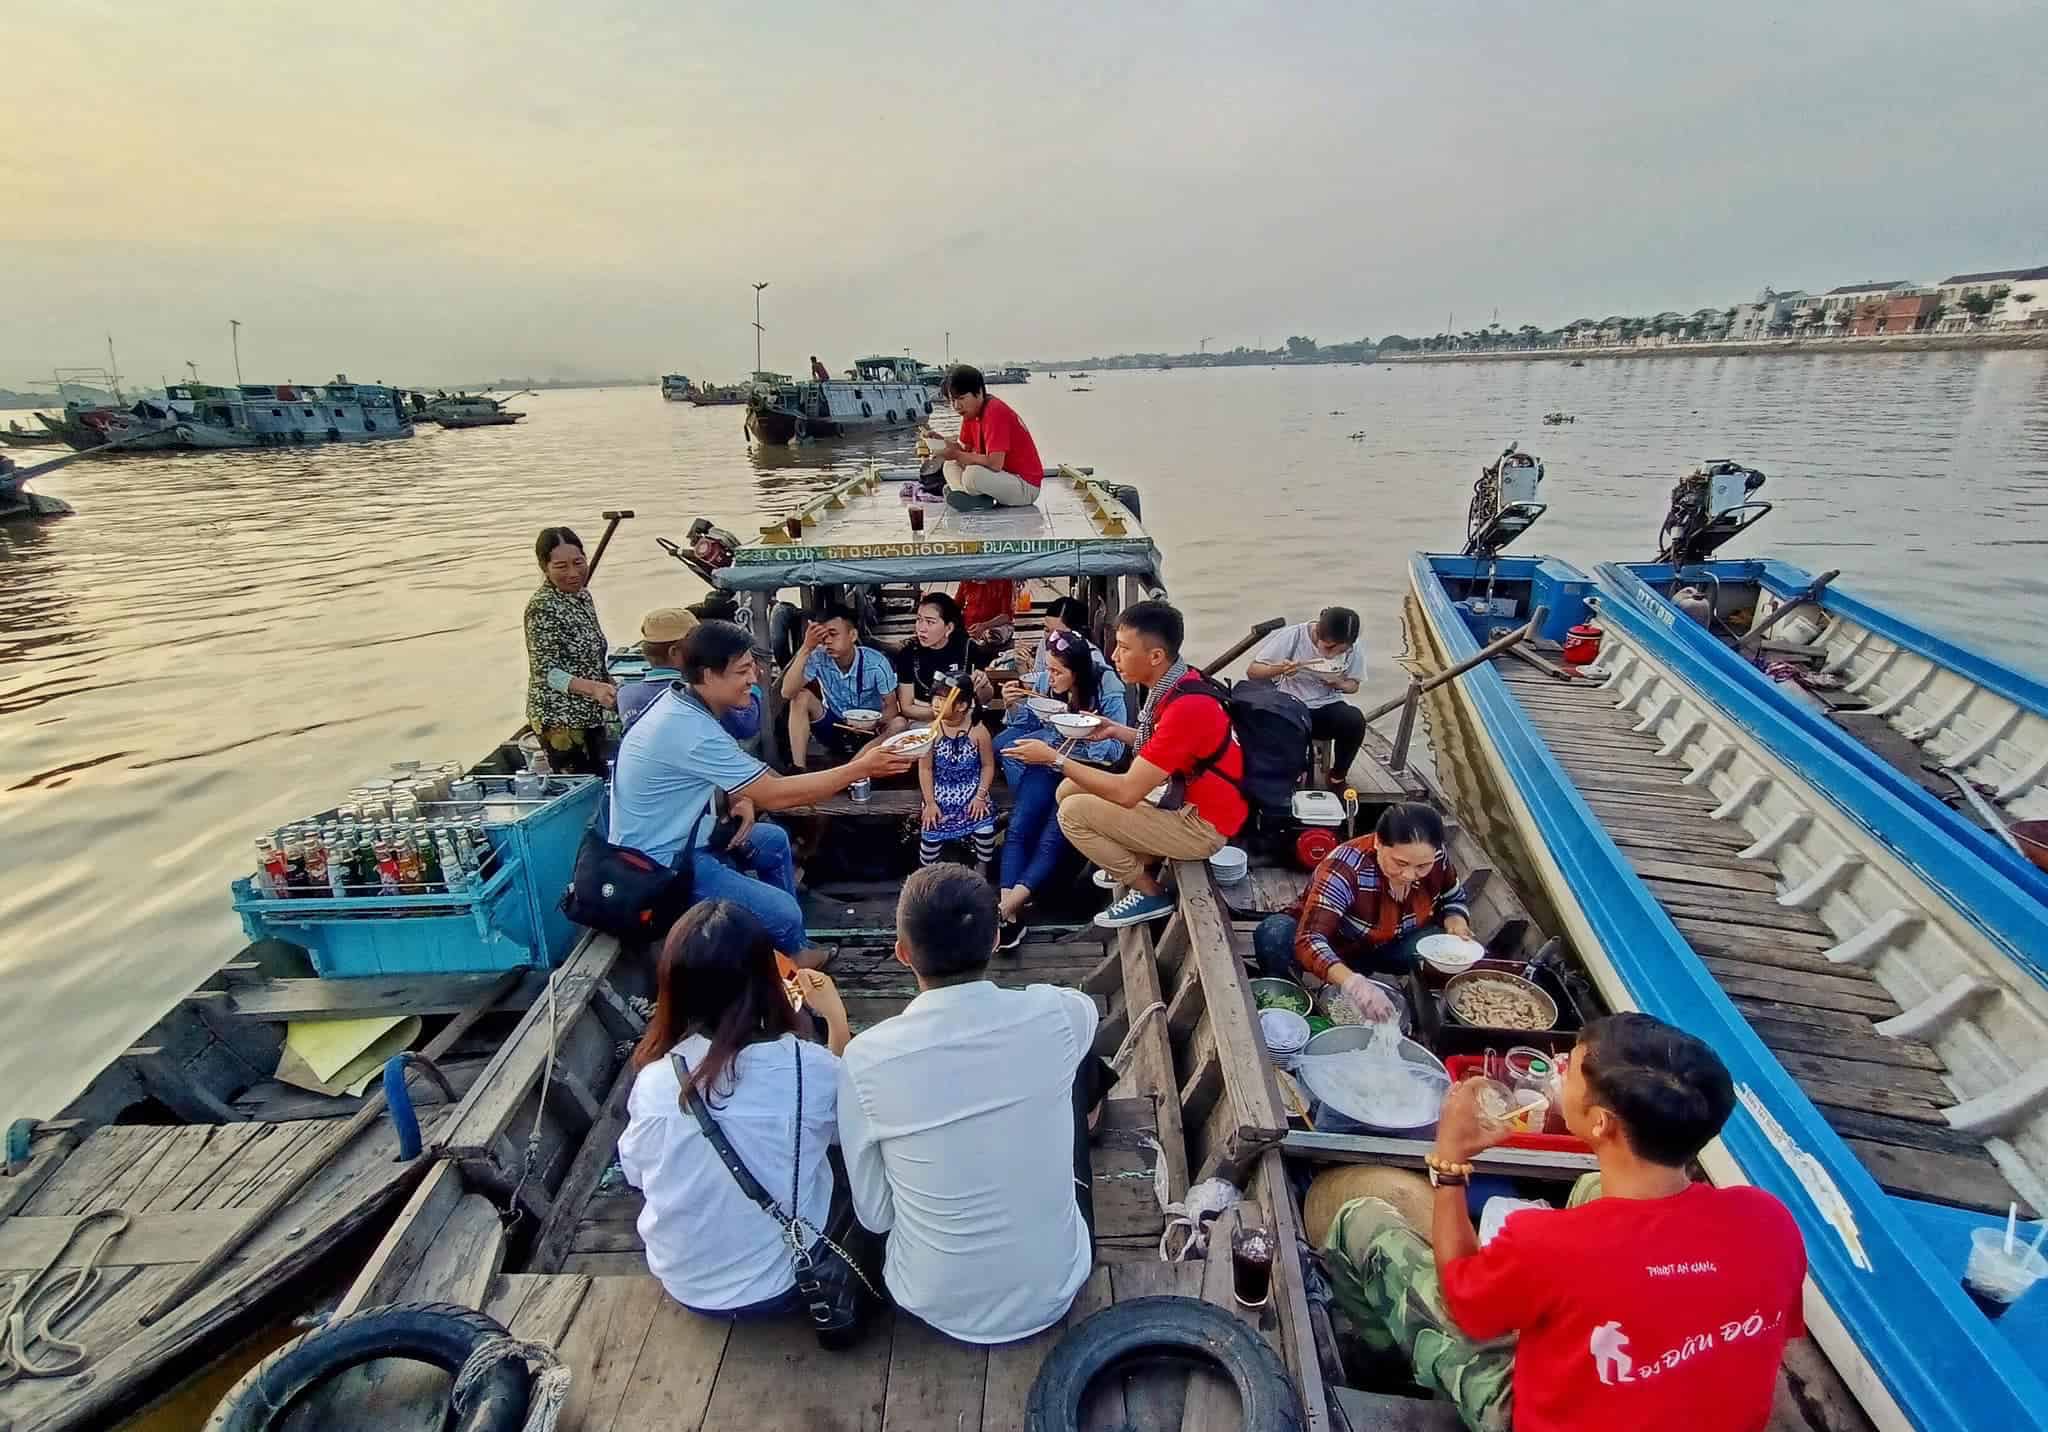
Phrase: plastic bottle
[
  {"left": 375, "top": 839, "right": 403, "bottom": 895},
  {"left": 254, "top": 837, "right": 287, "bottom": 897},
  {"left": 437, "top": 831, "right": 468, "bottom": 894}
]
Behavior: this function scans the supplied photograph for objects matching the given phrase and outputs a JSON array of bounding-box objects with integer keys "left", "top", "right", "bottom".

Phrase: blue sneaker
[{"left": 1096, "top": 889, "right": 1174, "bottom": 928}]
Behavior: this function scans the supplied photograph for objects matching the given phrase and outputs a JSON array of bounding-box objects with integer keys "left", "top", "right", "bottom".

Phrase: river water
[{"left": 4, "top": 350, "right": 2045, "bottom": 1124}]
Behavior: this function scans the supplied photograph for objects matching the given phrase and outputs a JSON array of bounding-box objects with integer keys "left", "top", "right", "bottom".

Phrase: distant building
[
  {"left": 1726, "top": 288, "right": 1809, "bottom": 340},
  {"left": 1851, "top": 293, "right": 1940, "bottom": 335},
  {"left": 1934, "top": 266, "right": 2048, "bottom": 309}
]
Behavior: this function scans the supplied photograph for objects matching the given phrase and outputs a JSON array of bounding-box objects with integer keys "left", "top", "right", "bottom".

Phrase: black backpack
[{"left": 1153, "top": 674, "right": 1311, "bottom": 829}]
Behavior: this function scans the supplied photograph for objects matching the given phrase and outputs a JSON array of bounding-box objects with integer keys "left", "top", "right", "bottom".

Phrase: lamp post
[
  {"left": 751, "top": 283, "right": 769, "bottom": 376},
  {"left": 229, "top": 320, "right": 244, "bottom": 386}
]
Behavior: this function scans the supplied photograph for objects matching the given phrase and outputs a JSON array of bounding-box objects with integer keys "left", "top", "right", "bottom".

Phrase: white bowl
[
  {"left": 1048, "top": 711, "right": 1102, "bottom": 738},
  {"left": 1208, "top": 845, "right": 1250, "bottom": 884},
  {"left": 1025, "top": 695, "right": 1067, "bottom": 718},
  {"left": 881, "top": 729, "right": 935, "bottom": 757},
  {"left": 1258, "top": 1008, "right": 1311, "bottom": 1058},
  {"left": 1416, "top": 933, "right": 1487, "bottom": 974},
  {"left": 838, "top": 708, "right": 882, "bottom": 730}
]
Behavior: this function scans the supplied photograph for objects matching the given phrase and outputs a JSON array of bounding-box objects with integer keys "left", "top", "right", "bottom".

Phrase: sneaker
[
  {"left": 997, "top": 918, "right": 1027, "bottom": 952},
  {"left": 1096, "top": 889, "right": 1174, "bottom": 928},
  {"left": 946, "top": 489, "right": 997, "bottom": 511},
  {"left": 1091, "top": 869, "right": 1119, "bottom": 890}
]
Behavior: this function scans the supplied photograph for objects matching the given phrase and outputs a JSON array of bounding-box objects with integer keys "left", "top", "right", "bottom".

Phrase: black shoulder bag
[
  {"left": 673, "top": 1047, "right": 881, "bottom": 1348},
  {"left": 560, "top": 805, "right": 705, "bottom": 940}
]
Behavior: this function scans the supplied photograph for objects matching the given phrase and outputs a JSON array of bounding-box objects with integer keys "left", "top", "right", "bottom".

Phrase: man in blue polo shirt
[{"left": 612, "top": 621, "right": 912, "bottom": 966}]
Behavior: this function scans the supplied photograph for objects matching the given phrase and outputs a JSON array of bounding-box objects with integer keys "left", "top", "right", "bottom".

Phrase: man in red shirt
[
  {"left": 1006, "top": 600, "right": 1246, "bottom": 927},
  {"left": 931, "top": 364, "right": 1044, "bottom": 510},
  {"left": 1322, "top": 1013, "right": 1806, "bottom": 1432}
]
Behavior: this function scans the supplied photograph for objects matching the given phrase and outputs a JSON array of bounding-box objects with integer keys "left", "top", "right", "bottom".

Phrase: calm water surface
[{"left": 4, "top": 351, "right": 2046, "bottom": 1122}]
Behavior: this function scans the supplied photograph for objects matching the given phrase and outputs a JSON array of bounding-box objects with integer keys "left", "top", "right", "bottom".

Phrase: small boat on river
[
  {"left": 0, "top": 454, "right": 74, "bottom": 521},
  {"left": 1409, "top": 496, "right": 2048, "bottom": 1426},
  {"left": 985, "top": 365, "right": 1032, "bottom": 385},
  {"left": 169, "top": 378, "right": 415, "bottom": 448},
  {"left": 744, "top": 355, "right": 934, "bottom": 445},
  {"left": 419, "top": 389, "right": 529, "bottom": 428}
]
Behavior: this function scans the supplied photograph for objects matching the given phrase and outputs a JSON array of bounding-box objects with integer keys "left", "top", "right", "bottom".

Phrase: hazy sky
[{"left": 8, "top": 1, "right": 2043, "bottom": 387}]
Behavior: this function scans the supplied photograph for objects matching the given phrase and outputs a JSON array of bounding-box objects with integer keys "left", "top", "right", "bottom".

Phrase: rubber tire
[
  {"left": 203, "top": 1301, "right": 530, "bottom": 1432},
  {"left": 1024, "top": 1295, "right": 1302, "bottom": 1432},
  {"left": 1108, "top": 483, "right": 1142, "bottom": 520},
  {"left": 924, "top": 400, "right": 934, "bottom": 415},
  {"left": 861, "top": 401, "right": 872, "bottom": 417},
  {"left": 885, "top": 409, "right": 897, "bottom": 423}
]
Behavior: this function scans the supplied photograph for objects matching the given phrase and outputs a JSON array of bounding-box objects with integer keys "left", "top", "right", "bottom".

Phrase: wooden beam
[
  {"left": 1172, "top": 862, "right": 1288, "bottom": 1150},
  {"left": 1284, "top": 1131, "right": 1597, "bottom": 1180},
  {"left": 1258, "top": 1148, "right": 1332, "bottom": 1432},
  {"left": 226, "top": 971, "right": 545, "bottom": 1022},
  {"left": 1166, "top": 965, "right": 1208, "bottom": 1047},
  {"left": 530, "top": 1058, "right": 639, "bottom": 1274},
  {"left": 1117, "top": 924, "right": 1189, "bottom": 1203},
  {"left": 334, "top": 1160, "right": 466, "bottom": 1317},
  {"left": 1178, "top": 1024, "right": 1224, "bottom": 1132}
]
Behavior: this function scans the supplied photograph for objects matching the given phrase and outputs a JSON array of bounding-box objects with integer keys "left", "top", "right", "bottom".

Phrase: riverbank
[{"left": 1381, "top": 331, "right": 2048, "bottom": 364}]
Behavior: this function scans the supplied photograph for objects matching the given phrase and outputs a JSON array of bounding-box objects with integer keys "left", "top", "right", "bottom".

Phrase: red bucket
[{"left": 1562, "top": 623, "right": 1604, "bottom": 666}]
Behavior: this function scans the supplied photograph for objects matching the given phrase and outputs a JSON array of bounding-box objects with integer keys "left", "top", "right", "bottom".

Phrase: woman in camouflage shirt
[{"left": 525, "top": 526, "right": 615, "bottom": 774}]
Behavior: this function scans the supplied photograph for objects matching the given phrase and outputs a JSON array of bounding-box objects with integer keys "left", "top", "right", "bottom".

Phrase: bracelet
[{"left": 1425, "top": 1154, "right": 1473, "bottom": 1187}]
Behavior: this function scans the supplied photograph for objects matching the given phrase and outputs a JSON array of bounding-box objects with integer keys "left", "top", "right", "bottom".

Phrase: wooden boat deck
[
  {"left": 0, "top": 1111, "right": 441, "bottom": 1432},
  {"left": 1492, "top": 660, "right": 2021, "bottom": 1213}
]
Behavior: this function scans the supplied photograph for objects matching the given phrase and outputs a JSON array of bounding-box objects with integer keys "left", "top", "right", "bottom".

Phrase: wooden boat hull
[
  {"left": 1410, "top": 550, "right": 2048, "bottom": 1432},
  {"left": 1599, "top": 556, "right": 2048, "bottom": 841}
]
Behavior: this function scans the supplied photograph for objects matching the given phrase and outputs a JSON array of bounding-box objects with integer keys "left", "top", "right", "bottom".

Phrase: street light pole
[
  {"left": 751, "top": 283, "right": 769, "bottom": 376},
  {"left": 944, "top": 331, "right": 950, "bottom": 364},
  {"left": 230, "top": 319, "right": 244, "bottom": 387}
]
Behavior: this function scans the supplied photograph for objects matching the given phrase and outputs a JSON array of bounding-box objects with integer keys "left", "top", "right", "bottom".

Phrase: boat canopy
[
  {"left": 712, "top": 463, "right": 1160, "bottom": 591},
  {"left": 851, "top": 356, "right": 924, "bottom": 383}
]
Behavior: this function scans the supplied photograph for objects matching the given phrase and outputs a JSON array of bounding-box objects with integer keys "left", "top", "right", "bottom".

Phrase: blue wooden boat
[{"left": 1410, "top": 549, "right": 2048, "bottom": 1432}]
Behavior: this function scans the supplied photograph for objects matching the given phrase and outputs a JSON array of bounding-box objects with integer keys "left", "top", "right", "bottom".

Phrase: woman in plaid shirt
[{"left": 1254, "top": 803, "right": 1474, "bottom": 1024}]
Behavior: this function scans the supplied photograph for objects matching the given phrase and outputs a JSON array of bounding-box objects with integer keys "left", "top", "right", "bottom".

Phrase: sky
[{"left": 6, "top": 0, "right": 2045, "bottom": 387}]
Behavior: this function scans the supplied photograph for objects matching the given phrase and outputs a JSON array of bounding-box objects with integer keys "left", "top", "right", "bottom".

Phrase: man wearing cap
[
  {"left": 620, "top": 607, "right": 764, "bottom": 742},
  {"left": 930, "top": 364, "right": 1043, "bottom": 511}
]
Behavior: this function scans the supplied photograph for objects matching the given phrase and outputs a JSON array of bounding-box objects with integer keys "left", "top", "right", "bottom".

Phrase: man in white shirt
[
  {"left": 1246, "top": 605, "right": 1367, "bottom": 787},
  {"left": 837, "top": 865, "right": 1103, "bottom": 1344}
]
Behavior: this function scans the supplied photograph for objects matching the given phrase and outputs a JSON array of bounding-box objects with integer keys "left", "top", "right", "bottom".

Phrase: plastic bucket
[{"left": 1562, "top": 623, "right": 1604, "bottom": 665}]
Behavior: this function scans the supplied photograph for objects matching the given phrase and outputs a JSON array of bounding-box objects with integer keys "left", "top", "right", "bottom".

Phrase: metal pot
[
  {"left": 1441, "top": 969, "right": 1559, "bottom": 1033},
  {"left": 1296, "top": 1030, "right": 1449, "bottom": 1136}
]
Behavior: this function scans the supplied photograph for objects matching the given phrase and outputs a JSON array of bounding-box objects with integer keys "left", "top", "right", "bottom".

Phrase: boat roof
[{"left": 713, "top": 462, "right": 1160, "bottom": 590}]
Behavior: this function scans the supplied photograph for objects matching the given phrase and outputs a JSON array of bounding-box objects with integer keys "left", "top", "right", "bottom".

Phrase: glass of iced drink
[{"left": 1963, "top": 1227, "right": 2047, "bottom": 1319}]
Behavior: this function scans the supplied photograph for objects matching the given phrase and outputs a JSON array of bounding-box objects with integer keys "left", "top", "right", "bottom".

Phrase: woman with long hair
[
  {"left": 524, "top": 525, "right": 615, "bottom": 775},
  {"left": 892, "top": 591, "right": 972, "bottom": 725},
  {"left": 991, "top": 629, "right": 1128, "bottom": 945},
  {"left": 618, "top": 901, "right": 852, "bottom": 1319}
]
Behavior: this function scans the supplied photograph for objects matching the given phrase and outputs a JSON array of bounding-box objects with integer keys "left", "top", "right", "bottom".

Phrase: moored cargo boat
[
  {"left": 743, "top": 355, "right": 933, "bottom": 445},
  {"left": 1410, "top": 547, "right": 2048, "bottom": 1432}
]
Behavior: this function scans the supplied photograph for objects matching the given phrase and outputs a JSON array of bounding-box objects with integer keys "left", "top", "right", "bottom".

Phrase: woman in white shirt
[{"left": 618, "top": 899, "right": 851, "bottom": 1319}]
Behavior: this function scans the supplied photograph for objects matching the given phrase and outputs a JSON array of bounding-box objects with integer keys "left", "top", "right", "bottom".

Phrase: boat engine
[
  {"left": 1655, "top": 460, "right": 1772, "bottom": 564},
  {"left": 1463, "top": 442, "right": 1548, "bottom": 558}
]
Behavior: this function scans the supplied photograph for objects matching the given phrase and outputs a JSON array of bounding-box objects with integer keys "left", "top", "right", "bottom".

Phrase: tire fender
[
  {"left": 1024, "top": 1296, "right": 1302, "bottom": 1432},
  {"left": 204, "top": 1302, "right": 531, "bottom": 1432},
  {"left": 885, "top": 409, "right": 897, "bottom": 423},
  {"left": 862, "top": 401, "right": 872, "bottom": 418},
  {"left": 1107, "top": 483, "right": 1143, "bottom": 520}
]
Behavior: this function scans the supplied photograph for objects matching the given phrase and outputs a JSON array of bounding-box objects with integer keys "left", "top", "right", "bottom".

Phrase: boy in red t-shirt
[
  {"left": 930, "top": 364, "right": 1044, "bottom": 510},
  {"left": 1323, "top": 1013, "right": 1806, "bottom": 1432},
  {"left": 1004, "top": 599, "right": 1246, "bottom": 928}
]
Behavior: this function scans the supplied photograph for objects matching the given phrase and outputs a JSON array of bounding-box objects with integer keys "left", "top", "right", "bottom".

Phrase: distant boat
[
  {"left": 660, "top": 374, "right": 693, "bottom": 401},
  {"left": 164, "top": 377, "right": 415, "bottom": 448},
  {"left": 744, "top": 355, "right": 933, "bottom": 445},
  {"left": 0, "top": 452, "right": 76, "bottom": 521},
  {"left": 984, "top": 366, "right": 1031, "bottom": 386},
  {"left": 1569, "top": 359, "right": 1586, "bottom": 367},
  {"left": 421, "top": 390, "right": 529, "bottom": 428},
  {"left": 688, "top": 384, "right": 747, "bottom": 407}
]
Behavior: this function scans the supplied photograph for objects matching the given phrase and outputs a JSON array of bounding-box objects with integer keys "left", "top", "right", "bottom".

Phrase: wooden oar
[
  {"left": 136, "top": 970, "right": 521, "bottom": 1326},
  {"left": 584, "top": 509, "right": 636, "bottom": 578}
]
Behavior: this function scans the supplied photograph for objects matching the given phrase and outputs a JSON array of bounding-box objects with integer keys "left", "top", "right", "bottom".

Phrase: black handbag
[
  {"left": 559, "top": 807, "right": 705, "bottom": 939},
  {"left": 673, "top": 1048, "right": 881, "bottom": 1349}
]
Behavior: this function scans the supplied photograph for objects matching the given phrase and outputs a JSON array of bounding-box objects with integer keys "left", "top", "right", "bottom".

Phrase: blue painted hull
[
  {"left": 1593, "top": 559, "right": 2048, "bottom": 980},
  {"left": 1410, "top": 550, "right": 2047, "bottom": 1432}
]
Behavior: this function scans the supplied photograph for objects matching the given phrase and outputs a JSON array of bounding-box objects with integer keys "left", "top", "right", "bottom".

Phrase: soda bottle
[
  {"left": 281, "top": 836, "right": 307, "bottom": 896},
  {"left": 395, "top": 834, "right": 423, "bottom": 890},
  {"left": 374, "top": 839, "right": 403, "bottom": 895},
  {"left": 302, "top": 833, "right": 329, "bottom": 896},
  {"left": 436, "top": 831, "right": 468, "bottom": 894},
  {"left": 254, "top": 837, "right": 288, "bottom": 897},
  {"left": 416, "top": 824, "right": 443, "bottom": 889},
  {"left": 324, "top": 833, "right": 348, "bottom": 898}
]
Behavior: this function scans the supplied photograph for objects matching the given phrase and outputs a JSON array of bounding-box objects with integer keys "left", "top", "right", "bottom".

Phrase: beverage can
[{"left": 849, "top": 777, "right": 872, "bottom": 803}]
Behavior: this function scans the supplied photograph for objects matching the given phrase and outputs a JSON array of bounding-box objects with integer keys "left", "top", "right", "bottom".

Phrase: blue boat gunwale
[
  {"left": 1593, "top": 559, "right": 2048, "bottom": 984},
  {"left": 1410, "top": 549, "right": 2046, "bottom": 1432}
]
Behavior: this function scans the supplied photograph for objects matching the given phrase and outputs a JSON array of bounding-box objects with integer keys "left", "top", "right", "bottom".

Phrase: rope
[
  {"left": 451, "top": 1335, "right": 571, "bottom": 1432},
  {"left": 0, "top": 1209, "right": 131, "bottom": 1392},
  {"left": 504, "top": 969, "right": 560, "bottom": 1230},
  {"left": 1108, "top": 1000, "right": 1167, "bottom": 1079}
]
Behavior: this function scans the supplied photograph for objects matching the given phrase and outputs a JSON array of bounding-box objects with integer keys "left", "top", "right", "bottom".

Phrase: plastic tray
[{"left": 1443, "top": 1054, "right": 1592, "bottom": 1155}]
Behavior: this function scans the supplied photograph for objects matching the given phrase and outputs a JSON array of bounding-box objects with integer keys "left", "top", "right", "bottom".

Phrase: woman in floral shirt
[{"left": 525, "top": 526, "right": 616, "bottom": 774}]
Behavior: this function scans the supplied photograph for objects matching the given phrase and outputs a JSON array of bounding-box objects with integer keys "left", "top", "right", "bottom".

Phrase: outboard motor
[
  {"left": 658, "top": 517, "right": 742, "bottom": 585},
  {"left": 1656, "top": 460, "right": 1772, "bottom": 564},
  {"left": 1464, "top": 442, "right": 1548, "bottom": 557}
]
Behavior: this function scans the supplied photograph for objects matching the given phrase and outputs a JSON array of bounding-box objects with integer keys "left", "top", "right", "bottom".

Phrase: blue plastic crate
[{"left": 230, "top": 776, "right": 603, "bottom": 978}]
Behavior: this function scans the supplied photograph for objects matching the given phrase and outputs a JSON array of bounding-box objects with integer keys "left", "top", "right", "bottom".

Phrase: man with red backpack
[{"left": 1005, "top": 600, "right": 1246, "bottom": 927}]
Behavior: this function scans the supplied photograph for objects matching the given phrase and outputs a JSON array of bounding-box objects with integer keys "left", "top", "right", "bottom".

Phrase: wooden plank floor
[
  {"left": 0, "top": 1113, "right": 442, "bottom": 1431},
  {"left": 1495, "top": 664, "right": 2021, "bottom": 1214},
  {"left": 482, "top": 1259, "right": 1206, "bottom": 1432}
]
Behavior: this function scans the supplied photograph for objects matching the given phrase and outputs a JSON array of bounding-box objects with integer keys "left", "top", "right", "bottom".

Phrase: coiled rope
[
  {"left": 0, "top": 1208, "right": 131, "bottom": 1392},
  {"left": 451, "top": 1336, "right": 571, "bottom": 1432}
]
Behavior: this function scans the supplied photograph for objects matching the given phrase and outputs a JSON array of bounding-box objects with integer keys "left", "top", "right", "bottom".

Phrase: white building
[{"left": 1726, "top": 288, "right": 1809, "bottom": 340}]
